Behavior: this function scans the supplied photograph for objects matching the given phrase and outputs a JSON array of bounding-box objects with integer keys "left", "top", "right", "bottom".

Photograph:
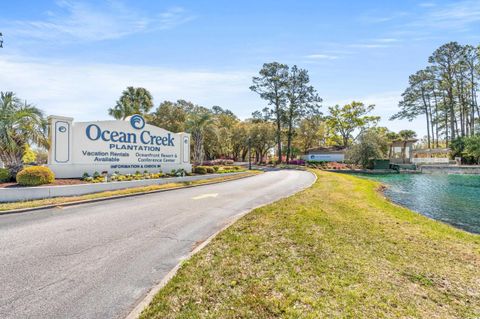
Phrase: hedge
[
  {"left": 0, "top": 168, "right": 11, "bottom": 182},
  {"left": 16, "top": 166, "right": 55, "bottom": 186},
  {"left": 194, "top": 166, "right": 217, "bottom": 174}
]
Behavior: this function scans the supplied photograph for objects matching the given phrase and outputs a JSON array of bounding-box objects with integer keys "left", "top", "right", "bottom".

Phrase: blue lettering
[
  {"left": 86, "top": 124, "right": 101, "bottom": 140},
  {"left": 110, "top": 131, "right": 119, "bottom": 142},
  {"left": 101, "top": 130, "right": 111, "bottom": 141},
  {"left": 127, "top": 133, "right": 136, "bottom": 143},
  {"left": 86, "top": 125, "right": 172, "bottom": 146},
  {"left": 167, "top": 133, "right": 175, "bottom": 146},
  {"left": 140, "top": 131, "right": 150, "bottom": 144}
]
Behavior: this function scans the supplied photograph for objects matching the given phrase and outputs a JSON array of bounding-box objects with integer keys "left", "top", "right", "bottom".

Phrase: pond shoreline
[{"left": 354, "top": 172, "right": 480, "bottom": 234}]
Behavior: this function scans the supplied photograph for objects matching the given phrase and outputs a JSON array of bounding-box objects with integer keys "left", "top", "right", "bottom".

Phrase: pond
[{"left": 356, "top": 173, "right": 480, "bottom": 234}]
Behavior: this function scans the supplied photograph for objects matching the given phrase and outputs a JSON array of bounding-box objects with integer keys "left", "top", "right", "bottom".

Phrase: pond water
[{"left": 356, "top": 173, "right": 480, "bottom": 234}]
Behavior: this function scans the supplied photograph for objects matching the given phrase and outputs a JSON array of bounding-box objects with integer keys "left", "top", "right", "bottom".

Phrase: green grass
[
  {"left": 0, "top": 171, "right": 260, "bottom": 212},
  {"left": 140, "top": 170, "right": 480, "bottom": 319}
]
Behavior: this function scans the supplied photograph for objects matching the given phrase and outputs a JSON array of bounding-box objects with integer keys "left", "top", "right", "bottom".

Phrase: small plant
[
  {"left": 16, "top": 166, "right": 55, "bottom": 186},
  {"left": 135, "top": 170, "right": 141, "bottom": 175},
  {"left": 82, "top": 172, "right": 90, "bottom": 180},
  {"left": 93, "top": 171, "right": 100, "bottom": 179},
  {"left": 205, "top": 166, "right": 215, "bottom": 174},
  {"left": 0, "top": 168, "right": 12, "bottom": 182},
  {"left": 194, "top": 166, "right": 208, "bottom": 174}
]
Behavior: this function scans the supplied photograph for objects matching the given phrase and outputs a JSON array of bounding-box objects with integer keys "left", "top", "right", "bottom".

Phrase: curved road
[{"left": 0, "top": 170, "right": 314, "bottom": 319}]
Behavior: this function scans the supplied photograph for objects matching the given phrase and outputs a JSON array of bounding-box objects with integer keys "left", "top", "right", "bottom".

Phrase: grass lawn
[
  {"left": 140, "top": 170, "right": 480, "bottom": 319},
  {"left": 0, "top": 171, "right": 260, "bottom": 212}
]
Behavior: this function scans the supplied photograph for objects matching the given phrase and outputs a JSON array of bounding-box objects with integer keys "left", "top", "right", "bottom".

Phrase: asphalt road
[{"left": 0, "top": 170, "right": 315, "bottom": 319}]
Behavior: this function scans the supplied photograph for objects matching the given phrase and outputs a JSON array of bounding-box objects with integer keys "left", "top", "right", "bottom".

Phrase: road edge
[{"left": 124, "top": 170, "right": 317, "bottom": 319}]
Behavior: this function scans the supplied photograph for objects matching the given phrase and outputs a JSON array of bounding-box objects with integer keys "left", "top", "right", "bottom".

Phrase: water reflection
[{"left": 356, "top": 173, "right": 480, "bottom": 234}]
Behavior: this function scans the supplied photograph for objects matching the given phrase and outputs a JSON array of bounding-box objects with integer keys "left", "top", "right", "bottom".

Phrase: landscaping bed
[
  {"left": 0, "top": 179, "right": 85, "bottom": 188},
  {"left": 139, "top": 170, "right": 480, "bottom": 319}
]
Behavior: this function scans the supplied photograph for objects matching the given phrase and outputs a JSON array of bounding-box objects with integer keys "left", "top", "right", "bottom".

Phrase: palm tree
[
  {"left": 398, "top": 129, "right": 417, "bottom": 163},
  {"left": 108, "top": 87, "right": 154, "bottom": 120},
  {"left": 185, "top": 107, "right": 214, "bottom": 164},
  {"left": 0, "top": 92, "right": 48, "bottom": 175}
]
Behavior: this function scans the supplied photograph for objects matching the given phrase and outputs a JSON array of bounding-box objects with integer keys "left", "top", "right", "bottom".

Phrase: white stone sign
[{"left": 47, "top": 115, "right": 191, "bottom": 178}]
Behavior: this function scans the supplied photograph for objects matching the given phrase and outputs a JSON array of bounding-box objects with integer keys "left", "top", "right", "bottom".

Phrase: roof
[{"left": 306, "top": 146, "right": 346, "bottom": 154}]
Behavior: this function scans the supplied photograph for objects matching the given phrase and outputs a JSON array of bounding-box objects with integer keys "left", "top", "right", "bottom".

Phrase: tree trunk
[
  {"left": 420, "top": 88, "right": 431, "bottom": 148},
  {"left": 275, "top": 104, "right": 282, "bottom": 163},
  {"left": 286, "top": 115, "right": 294, "bottom": 163},
  {"left": 3, "top": 152, "right": 24, "bottom": 177},
  {"left": 193, "top": 131, "right": 203, "bottom": 164}
]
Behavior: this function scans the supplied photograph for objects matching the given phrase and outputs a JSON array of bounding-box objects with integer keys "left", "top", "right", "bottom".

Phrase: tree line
[
  {"left": 392, "top": 42, "right": 480, "bottom": 148},
  {"left": 107, "top": 62, "right": 384, "bottom": 164},
  {"left": 1, "top": 61, "right": 414, "bottom": 175}
]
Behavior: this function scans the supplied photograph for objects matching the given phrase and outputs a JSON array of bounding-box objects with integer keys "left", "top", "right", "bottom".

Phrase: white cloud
[
  {"left": 348, "top": 43, "right": 392, "bottom": 49},
  {"left": 422, "top": 0, "right": 480, "bottom": 28},
  {"left": 374, "top": 38, "right": 400, "bottom": 43},
  {"left": 2, "top": 1, "right": 194, "bottom": 42},
  {"left": 158, "top": 7, "right": 195, "bottom": 30},
  {"left": 0, "top": 56, "right": 258, "bottom": 121},
  {"left": 305, "top": 54, "right": 339, "bottom": 60}
]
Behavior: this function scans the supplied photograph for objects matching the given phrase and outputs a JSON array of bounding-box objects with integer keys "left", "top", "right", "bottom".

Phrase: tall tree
[
  {"left": 108, "top": 87, "right": 153, "bottom": 120},
  {"left": 391, "top": 69, "right": 435, "bottom": 148},
  {"left": 392, "top": 42, "right": 480, "bottom": 147},
  {"left": 247, "top": 121, "right": 276, "bottom": 163},
  {"left": 429, "top": 42, "right": 464, "bottom": 141},
  {"left": 326, "top": 101, "right": 380, "bottom": 147},
  {"left": 0, "top": 92, "right": 48, "bottom": 175},
  {"left": 250, "top": 62, "right": 289, "bottom": 163},
  {"left": 346, "top": 129, "right": 389, "bottom": 168},
  {"left": 149, "top": 100, "right": 187, "bottom": 132},
  {"left": 284, "top": 65, "right": 322, "bottom": 162},
  {"left": 294, "top": 114, "right": 326, "bottom": 154}
]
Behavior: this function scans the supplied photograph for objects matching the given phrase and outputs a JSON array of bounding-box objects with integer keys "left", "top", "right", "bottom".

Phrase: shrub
[
  {"left": 82, "top": 172, "right": 90, "bottom": 180},
  {"left": 201, "top": 159, "right": 235, "bottom": 166},
  {"left": 93, "top": 171, "right": 100, "bottom": 179},
  {"left": 194, "top": 166, "right": 207, "bottom": 174},
  {"left": 194, "top": 166, "right": 215, "bottom": 174},
  {"left": 0, "top": 168, "right": 12, "bottom": 182},
  {"left": 206, "top": 166, "right": 215, "bottom": 174},
  {"left": 16, "top": 166, "right": 55, "bottom": 186},
  {"left": 287, "top": 159, "right": 305, "bottom": 165}
]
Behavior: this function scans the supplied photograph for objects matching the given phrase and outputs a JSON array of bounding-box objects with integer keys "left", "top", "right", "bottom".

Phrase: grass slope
[{"left": 140, "top": 170, "right": 480, "bottom": 319}]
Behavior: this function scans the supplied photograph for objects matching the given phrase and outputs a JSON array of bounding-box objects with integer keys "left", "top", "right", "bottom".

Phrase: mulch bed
[{"left": 0, "top": 179, "right": 86, "bottom": 188}]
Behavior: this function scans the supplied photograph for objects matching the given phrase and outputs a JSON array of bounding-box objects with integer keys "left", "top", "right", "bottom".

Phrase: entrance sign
[{"left": 47, "top": 115, "right": 191, "bottom": 178}]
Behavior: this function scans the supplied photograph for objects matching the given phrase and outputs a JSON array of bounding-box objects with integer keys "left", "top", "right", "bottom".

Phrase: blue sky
[{"left": 1, "top": 1, "right": 480, "bottom": 138}]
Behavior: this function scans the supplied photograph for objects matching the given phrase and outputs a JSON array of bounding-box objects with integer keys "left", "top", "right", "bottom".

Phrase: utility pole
[{"left": 0, "top": 32, "right": 3, "bottom": 48}]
